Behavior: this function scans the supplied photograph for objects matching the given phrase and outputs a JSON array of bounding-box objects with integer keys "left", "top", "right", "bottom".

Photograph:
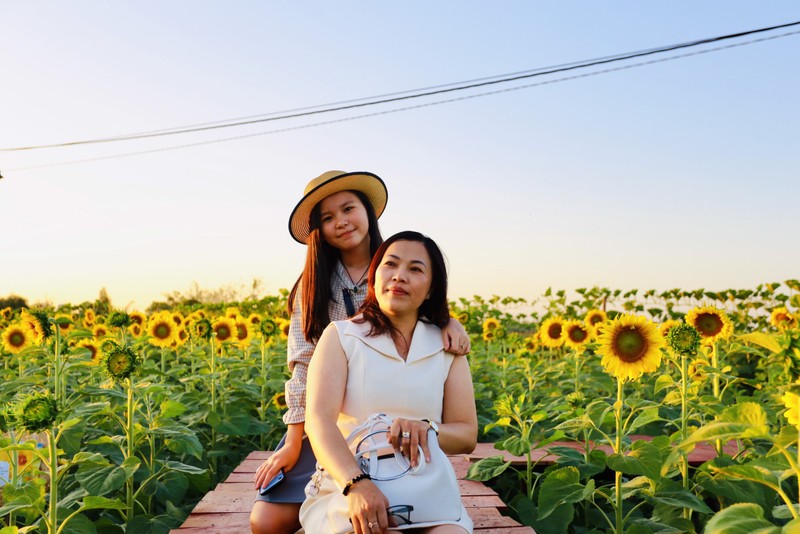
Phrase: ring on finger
[{"left": 401, "top": 431, "right": 411, "bottom": 438}]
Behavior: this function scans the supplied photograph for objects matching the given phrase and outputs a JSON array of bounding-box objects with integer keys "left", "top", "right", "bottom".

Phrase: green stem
[
  {"left": 47, "top": 427, "right": 58, "bottom": 534},
  {"left": 711, "top": 342, "right": 723, "bottom": 456},
  {"left": 680, "top": 353, "right": 691, "bottom": 519},
  {"left": 614, "top": 378, "right": 624, "bottom": 534},
  {"left": 126, "top": 378, "right": 135, "bottom": 521}
]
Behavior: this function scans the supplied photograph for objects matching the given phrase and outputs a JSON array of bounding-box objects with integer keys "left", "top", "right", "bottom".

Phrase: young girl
[{"left": 250, "top": 171, "right": 470, "bottom": 534}]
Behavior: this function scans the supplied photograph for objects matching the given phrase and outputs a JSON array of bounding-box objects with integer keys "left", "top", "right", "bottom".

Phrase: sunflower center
[
  {"left": 217, "top": 326, "right": 231, "bottom": 340},
  {"left": 236, "top": 324, "right": 247, "bottom": 340},
  {"left": 695, "top": 313, "right": 723, "bottom": 337},
  {"left": 154, "top": 323, "right": 171, "bottom": 339},
  {"left": 548, "top": 323, "right": 562, "bottom": 339},
  {"left": 569, "top": 327, "right": 587, "bottom": 342},
  {"left": 9, "top": 331, "right": 26, "bottom": 348},
  {"left": 589, "top": 315, "right": 603, "bottom": 325},
  {"left": 614, "top": 328, "right": 647, "bottom": 362}
]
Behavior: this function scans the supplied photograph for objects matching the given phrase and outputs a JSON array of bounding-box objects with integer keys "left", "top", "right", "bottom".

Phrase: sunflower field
[{"left": 1, "top": 280, "right": 800, "bottom": 533}]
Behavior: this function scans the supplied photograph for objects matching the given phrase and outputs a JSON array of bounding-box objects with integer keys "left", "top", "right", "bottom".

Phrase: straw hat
[{"left": 288, "top": 170, "right": 388, "bottom": 244}]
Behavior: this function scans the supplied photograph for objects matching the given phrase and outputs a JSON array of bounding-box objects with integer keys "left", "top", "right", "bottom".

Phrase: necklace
[{"left": 343, "top": 264, "right": 369, "bottom": 293}]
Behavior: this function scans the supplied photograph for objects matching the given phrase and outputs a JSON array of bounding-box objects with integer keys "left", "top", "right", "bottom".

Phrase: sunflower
[
  {"left": 260, "top": 318, "right": 277, "bottom": 338},
  {"left": 2, "top": 323, "right": 36, "bottom": 354},
  {"left": 212, "top": 317, "right": 237, "bottom": 343},
  {"left": 585, "top": 309, "right": 607, "bottom": 329},
  {"left": 192, "top": 318, "right": 213, "bottom": 341},
  {"left": 278, "top": 318, "right": 291, "bottom": 340},
  {"left": 128, "top": 323, "right": 143, "bottom": 338},
  {"left": 667, "top": 323, "right": 702, "bottom": 357},
  {"left": 54, "top": 314, "right": 75, "bottom": 337},
  {"left": 102, "top": 343, "right": 140, "bottom": 382},
  {"left": 657, "top": 319, "right": 680, "bottom": 339},
  {"left": 539, "top": 317, "right": 565, "bottom": 348},
  {"left": 148, "top": 313, "right": 179, "bottom": 347},
  {"left": 597, "top": 314, "right": 664, "bottom": 382},
  {"left": 563, "top": 320, "right": 590, "bottom": 350},
  {"left": 0, "top": 307, "right": 12, "bottom": 321},
  {"left": 523, "top": 332, "right": 540, "bottom": 351},
  {"left": 20, "top": 309, "right": 49, "bottom": 342},
  {"left": 15, "top": 391, "right": 58, "bottom": 432},
  {"left": 688, "top": 358, "right": 710, "bottom": 382},
  {"left": 770, "top": 307, "right": 798, "bottom": 330},
  {"left": 225, "top": 307, "right": 241, "bottom": 320},
  {"left": 129, "top": 311, "right": 147, "bottom": 327},
  {"left": 483, "top": 318, "right": 501, "bottom": 332},
  {"left": 235, "top": 318, "right": 254, "bottom": 348},
  {"left": 247, "top": 313, "right": 262, "bottom": 327},
  {"left": 172, "top": 312, "right": 185, "bottom": 326},
  {"left": 173, "top": 327, "right": 189, "bottom": 347},
  {"left": 685, "top": 306, "right": 733, "bottom": 344},
  {"left": 782, "top": 391, "right": 800, "bottom": 429},
  {"left": 482, "top": 329, "right": 495, "bottom": 342},
  {"left": 77, "top": 339, "right": 102, "bottom": 364},
  {"left": 271, "top": 391, "right": 287, "bottom": 410},
  {"left": 93, "top": 325, "right": 110, "bottom": 339},
  {"left": 107, "top": 311, "right": 132, "bottom": 328},
  {"left": 83, "top": 308, "right": 96, "bottom": 328}
]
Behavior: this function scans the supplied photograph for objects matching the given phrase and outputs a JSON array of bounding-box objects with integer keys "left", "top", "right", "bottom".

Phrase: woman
[
  {"left": 251, "top": 173, "right": 471, "bottom": 534},
  {"left": 301, "top": 231, "right": 477, "bottom": 533}
]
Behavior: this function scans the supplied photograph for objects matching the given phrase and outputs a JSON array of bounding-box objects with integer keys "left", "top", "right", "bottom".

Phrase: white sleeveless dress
[{"left": 299, "top": 317, "right": 473, "bottom": 533}]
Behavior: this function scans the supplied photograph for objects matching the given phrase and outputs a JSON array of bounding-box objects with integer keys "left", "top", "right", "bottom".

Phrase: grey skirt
[{"left": 254, "top": 433, "right": 316, "bottom": 504}]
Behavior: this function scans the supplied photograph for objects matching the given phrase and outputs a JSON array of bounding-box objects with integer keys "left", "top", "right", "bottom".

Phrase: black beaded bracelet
[{"left": 342, "top": 473, "right": 371, "bottom": 496}]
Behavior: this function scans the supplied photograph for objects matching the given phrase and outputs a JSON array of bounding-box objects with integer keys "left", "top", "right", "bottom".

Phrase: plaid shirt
[{"left": 283, "top": 261, "right": 367, "bottom": 424}]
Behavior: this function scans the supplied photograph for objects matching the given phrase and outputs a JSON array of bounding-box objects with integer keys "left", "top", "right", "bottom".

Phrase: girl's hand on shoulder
[
  {"left": 253, "top": 439, "right": 301, "bottom": 490},
  {"left": 443, "top": 317, "right": 471, "bottom": 356}
]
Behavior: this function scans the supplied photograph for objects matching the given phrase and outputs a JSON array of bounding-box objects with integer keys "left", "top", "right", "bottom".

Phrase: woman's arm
[
  {"left": 306, "top": 325, "right": 392, "bottom": 532},
  {"left": 438, "top": 355, "right": 478, "bottom": 454}
]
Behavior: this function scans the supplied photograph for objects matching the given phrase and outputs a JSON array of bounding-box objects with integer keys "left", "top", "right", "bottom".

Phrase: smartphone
[{"left": 258, "top": 469, "right": 286, "bottom": 495}]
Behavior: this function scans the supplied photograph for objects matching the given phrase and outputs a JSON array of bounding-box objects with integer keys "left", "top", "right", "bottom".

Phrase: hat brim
[{"left": 288, "top": 171, "right": 388, "bottom": 244}]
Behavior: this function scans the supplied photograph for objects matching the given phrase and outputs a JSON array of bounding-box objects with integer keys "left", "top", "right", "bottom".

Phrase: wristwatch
[{"left": 421, "top": 419, "right": 439, "bottom": 435}]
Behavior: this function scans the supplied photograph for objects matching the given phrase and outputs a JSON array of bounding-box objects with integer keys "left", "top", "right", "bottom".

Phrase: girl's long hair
[
  {"left": 357, "top": 231, "right": 450, "bottom": 338},
  {"left": 287, "top": 190, "right": 382, "bottom": 343}
]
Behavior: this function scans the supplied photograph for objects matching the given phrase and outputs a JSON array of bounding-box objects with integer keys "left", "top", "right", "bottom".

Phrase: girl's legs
[{"left": 250, "top": 501, "right": 301, "bottom": 534}]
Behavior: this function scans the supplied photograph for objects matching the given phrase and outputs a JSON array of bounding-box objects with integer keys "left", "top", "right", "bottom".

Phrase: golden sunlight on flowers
[
  {"left": 225, "top": 307, "right": 241, "bottom": 319},
  {"left": 128, "top": 323, "right": 143, "bottom": 338},
  {"left": 686, "top": 306, "right": 734, "bottom": 344},
  {"left": 597, "top": 314, "right": 664, "bottom": 382},
  {"left": 539, "top": 317, "right": 565, "bottom": 348},
  {"left": 172, "top": 312, "right": 185, "bottom": 326},
  {"left": 658, "top": 319, "right": 682, "bottom": 339},
  {"left": 770, "top": 307, "right": 798, "bottom": 330},
  {"left": 781, "top": 391, "right": 800, "bottom": 429},
  {"left": 563, "top": 320, "right": 590, "bottom": 350},
  {"left": 2, "top": 323, "right": 35, "bottom": 354},
  {"left": 584, "top": 309, "right": 607, "bottom": 332},
  {"left": 483, "top": 318, "right": 500, "bottom": 332},
  {"left": 213, "top": 317, "right": 237, "bottom": 343},
  {"left": 148, "top": 313, "right": 179, "bottom": 348},
  {"left": 247, "top": 313, "right": 262, "bottom": 327},
  {"left": 83, "top": 308, "right": 96, "bottom": 328},
  {"left": 20, "top": 309, "right": 46, "bottom": 343}
]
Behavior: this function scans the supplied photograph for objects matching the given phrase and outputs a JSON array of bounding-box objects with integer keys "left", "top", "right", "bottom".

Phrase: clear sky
[{"left": 2, "top": 2, "right": 798, "bottom": 311}]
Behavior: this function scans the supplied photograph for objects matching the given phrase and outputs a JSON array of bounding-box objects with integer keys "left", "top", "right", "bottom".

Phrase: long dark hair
[
  {"left": 287, "top": 190, "right": 383, "bottom": 343},
  {"left": 358, "top": 231, "right": 450, "bottom": 337}
]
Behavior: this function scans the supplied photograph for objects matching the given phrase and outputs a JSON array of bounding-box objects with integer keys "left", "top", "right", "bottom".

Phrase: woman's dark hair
[
  {"left": 358, "top": 231, "right": 450, "bottom": 337},
  {"left": 287, "top": 190, "right": 383, "bottom": 343}
]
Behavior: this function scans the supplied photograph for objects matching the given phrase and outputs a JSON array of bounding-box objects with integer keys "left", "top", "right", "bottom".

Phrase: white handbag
[{"left": 302, "top": 413, "right": 462, "bottom": 532}]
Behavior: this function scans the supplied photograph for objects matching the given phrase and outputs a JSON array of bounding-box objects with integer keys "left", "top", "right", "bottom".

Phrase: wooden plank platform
[
  {"left": 171, "top": 450, "right": 535, "bottom": 533},
  {"left": 172, "top": 436, "right": 736, "bottom": 533}
]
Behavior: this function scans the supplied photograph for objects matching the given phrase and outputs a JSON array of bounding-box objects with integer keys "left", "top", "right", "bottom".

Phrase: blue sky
[{"left": 1, "top": 2, "right": 798, "bottom": 310}]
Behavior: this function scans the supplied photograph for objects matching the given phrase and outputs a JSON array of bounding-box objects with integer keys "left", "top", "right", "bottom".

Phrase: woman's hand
[
  {"left": 253, "top": 438, "right": 301, "bottom": 490},
  {"left": 347, "top": 479, "right": 391, "bottom": 533},
  {"left": 388, "top": 418, "right": 432, "bottom": 468},
  {"left": 442, "top": 317, "right": 471, "bottom": 356}
]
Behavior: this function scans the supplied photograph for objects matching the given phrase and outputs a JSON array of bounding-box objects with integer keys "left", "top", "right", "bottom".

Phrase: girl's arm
[
  {"left": 442, "top": 317, "right": 471, "bottom": 356},
  {"left": 306, "top": 324, "right": 391, "bottom": 532}
]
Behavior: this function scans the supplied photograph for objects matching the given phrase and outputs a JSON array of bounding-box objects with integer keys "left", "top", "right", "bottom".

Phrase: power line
[
  {"left": 2, "top": 19, "right": 798, "bottom": 153},
  {"left": 6, "top": 28, "right": 797, "bottom": 173}
]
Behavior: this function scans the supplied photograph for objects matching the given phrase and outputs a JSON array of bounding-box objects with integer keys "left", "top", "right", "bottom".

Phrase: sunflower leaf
[
  {"left": 703, "top": 503, "right": 780, "bottom": 534},
  {"left": 537, "top": 466, "right": 592, "bottom": 520},
  {"left": 466, "top": 455, "right": 512, "bottom": 481},
  {"left": 738, "top": 332, "right": 783, "bottom": 354}
]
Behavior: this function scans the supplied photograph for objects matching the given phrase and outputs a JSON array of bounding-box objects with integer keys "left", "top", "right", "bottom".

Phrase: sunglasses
[{"left": 387, "top": 505, "right": 414, "bottom": 526}]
